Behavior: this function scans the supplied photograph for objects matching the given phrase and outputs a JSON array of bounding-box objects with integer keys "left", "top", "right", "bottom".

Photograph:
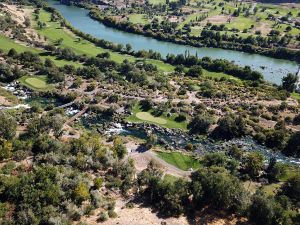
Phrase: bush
[
  {"left": 98, "top": 211, "right": 109, "bottom": 222},
  {"left": 108, "top": 210, "right": 117, "bottom": 218}
]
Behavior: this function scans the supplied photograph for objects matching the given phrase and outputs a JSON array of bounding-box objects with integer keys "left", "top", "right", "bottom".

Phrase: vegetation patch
[
  {"left": 19, "top": 76, "right": 53, "bottom": 91},
  {"left": 156, "top": 151, "right": 201, "bottom": 171},
  {"left": 136, "top": 112, "right": 167, "bottom": 124},
  {"left": 127, "top": 104, "right": 187, "bottom": 130}
]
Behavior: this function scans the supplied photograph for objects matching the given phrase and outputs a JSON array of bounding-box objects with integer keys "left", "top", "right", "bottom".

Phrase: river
[{"left": 48, "top": 1, "right": 299, "bottom": 84}]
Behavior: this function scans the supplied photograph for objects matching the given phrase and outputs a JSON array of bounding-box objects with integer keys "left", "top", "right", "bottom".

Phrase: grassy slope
[
  {"left": 34, "top": 10, "right": 174, "bottom": 72},
  {"left": 156, "top": 151, "right": 201, "bottom": 171}
]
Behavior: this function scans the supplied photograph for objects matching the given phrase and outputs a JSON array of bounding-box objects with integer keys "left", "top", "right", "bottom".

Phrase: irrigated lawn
[
  {"left": 34, "top": 10, "right": 174, "bottom": 72},
  {"left": 0, "top": 35, "right": 81, "bottom": 68},
  {"left": 136, "top": 112, "right": 167, "bottom": 124},
  {"left": 156, "top": 151, "right": 201, "bottom": 171},
  {"left": 19, "top": 75, "right": 53, "bottom": 91},
  {"left": 126, "top": 104, "right": 187, "bottom": 130}
]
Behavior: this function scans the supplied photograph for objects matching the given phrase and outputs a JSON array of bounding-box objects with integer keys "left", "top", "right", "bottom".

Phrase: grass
[
  {"left": 291, "top": 92, "right": 300, "bottom": 101},
  {"left": 136, "top": 112, "right": 167, "bottom": 124},
  {"left": 126, "top": 104, "right": 187, "bottom": 130},
  {"left": 19, "top": 75, "right": 54, "bottom": 91},
  {"left": 0, "top": 35, "right": 81, "bottom": 68},
  {"left": 128, "top": 14, "right": 148, "bottom": 25},
  {"left": 34, "top": 10, "right": 174, "bottom": 72},
  {"left": 156, "top": 151, "right": 201, "bottom": 171},
  {"left": 203, "top": 69, "right": 242, "bottom": 83}
]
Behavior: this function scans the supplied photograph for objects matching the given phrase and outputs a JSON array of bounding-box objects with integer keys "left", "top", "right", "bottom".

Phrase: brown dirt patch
[
  {"left": 201, "top": 14, "right": 232, "bottom": 25},
  {"left": 0, "top": 96, "right": 13, "bottom": 106}
]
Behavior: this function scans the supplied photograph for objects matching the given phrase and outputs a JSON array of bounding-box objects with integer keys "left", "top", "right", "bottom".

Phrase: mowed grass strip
[
  {"left": 136, "top": 112, "right": 167, "bottom": 124},
  {"left": 19, "top": 75, "right": 53, "bottom": 91},
  {"left": 156, "top": 151, "right": 201, "bottom": 171}
]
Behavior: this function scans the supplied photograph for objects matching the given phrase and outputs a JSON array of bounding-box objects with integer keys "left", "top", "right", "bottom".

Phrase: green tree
[
  {"left": 281, "top": 73, "right": 298, "bottom": 92},
  {"left": 113, "top": 137, "right": 127, "bottom": 159},
  {"left": 0, "top": 112, "right": 17, "bottom": 140},
  {"left": 186, "top": 65, "right": 203, "bottom": 77},
  {"left": 283, "top": 131, "right": 300, "bottom": 158},
  {"left": 0, "top": 139, "right": 13, "bottom": 160},
  {"left": 244, "top": 152, "right": 264, "bottom": 179},
  {"left": 188, "top": 114, "right": 214, "bottom": 134},
  {"left": 212, "top": 115, "right": 247, "bottom": 140}
]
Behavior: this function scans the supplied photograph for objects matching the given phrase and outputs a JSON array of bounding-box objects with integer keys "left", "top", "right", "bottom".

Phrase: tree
[
  {"left": 188, "top": 114, "right": 214, "bottom": 134},
  {"left": 125, "top": 44, "right": 132, "bottom": 52},
  {"left": 0, "top": 112, "right": 17, "bottom": 140},
  {"left": 7, "top": 48, "right": 17, "bottom": 58},
  {"left": 281, "top": 174, "right": 300, "bottom": 204},
  {"left": 186, "top": 65, "right": 203, "bottom": 77},
  {"left": 281, "top": 73, "right": 298, "bottom": 92},
  {"left": 0, "top": 139, "right": 13, "bottom": 160},
  {"left": 283, "top": 131, "right": 300, "bottom": 158},
  {"left": 265, "top": 129, "right": 286, "bottom": 150},
  {"left": 211, "top": 115, "right": 247, "bottom": 140},
  {"left": 249, "top": 193, "right": 276, "bottom": 225},
  {"left": 112, "top": 137, "right": 127, "bottom": 159},
  {"left": 244, "top": 152, "right": 264, "bottom": 179},
  {"left": 191, "top": 168, "right": 249, "bottom": 212}
]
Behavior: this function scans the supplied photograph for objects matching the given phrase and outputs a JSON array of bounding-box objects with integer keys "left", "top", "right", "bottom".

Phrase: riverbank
[
  {"left": 88, "top": 8, "right": 300, "bottom": 63},
  {"left": 47, "top": 0, "right": 299, "bottom": 84}
]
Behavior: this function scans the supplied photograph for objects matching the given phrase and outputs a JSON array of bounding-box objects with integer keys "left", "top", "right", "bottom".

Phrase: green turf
[
  {"left": 34, "top": 10, "right": 174, "bottom": 72},
  {"left": 126, "top": 104, "right": 187, "bottom": 130},
  {"left": 136, "top": 111, "right": 167, "bottom": 124},
  {"left": 0, "top": 35, "right": 81, "bottom": 68},
  {"left": 156, "top": 151, "right": 201, "bottom": 171},
  {"left": 19, "top": 75, "right": 53, "bottom": 91}
]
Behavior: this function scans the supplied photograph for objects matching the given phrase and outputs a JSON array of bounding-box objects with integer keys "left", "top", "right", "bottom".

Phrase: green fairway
[
  {"left": 0, "top": 35, "right": 81, "bottom": 68},
  {"left": 156, "top": 151, "right": 201, "bottom": 171},
  {"left": 19, "top": 76, "right": 53, "bottom": 91},
  {"left": 136, "top": 112, "right": 167, "bottom": 124},
  {"left": 34, "top": 10, "right": 174, "bottom": 71},
  {"left": 126, "top": 104, "right": 187, "bottom": 130}
]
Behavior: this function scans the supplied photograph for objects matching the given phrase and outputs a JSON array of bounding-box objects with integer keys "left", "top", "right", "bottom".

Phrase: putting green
[
  {"left": 136, "top": 112, "right": 167, "bottom": 124},
  {"left": 25, "top": 77, "right": 47, "bottom": 89}
]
